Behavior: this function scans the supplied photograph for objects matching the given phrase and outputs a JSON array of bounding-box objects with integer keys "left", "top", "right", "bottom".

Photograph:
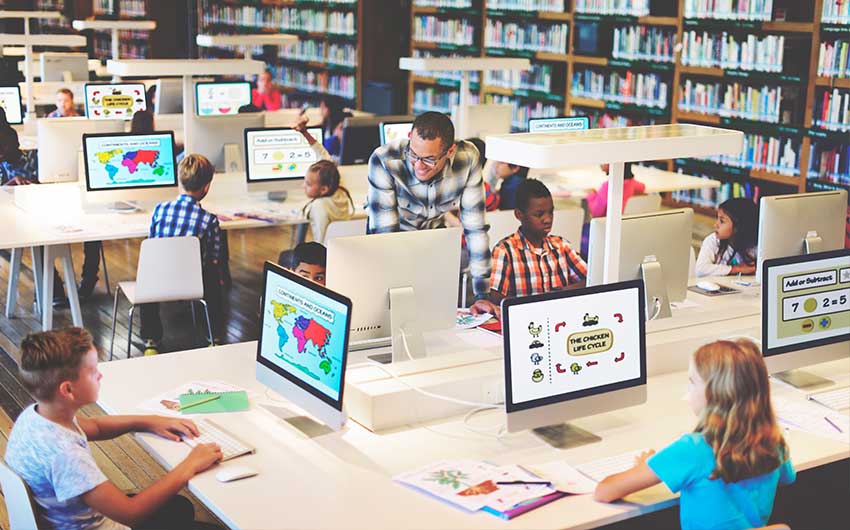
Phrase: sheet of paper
[
  {"left": 526, "top": 461, "right": 598, "bottom": 494},
  {"left": 485, "top": 465, "right": 558, "bottom": 511},
  {"left": 394, "top": 460, "right": 499, "bottom": 512},
  {"left": 456, "top": 309, "right": 493, "bottom": 329},
  {"left": 138, "top": 380, "right": 253, "bottom": 416},
  {"left": 773, "top": 395, "right": 849, "bottom": 444}
]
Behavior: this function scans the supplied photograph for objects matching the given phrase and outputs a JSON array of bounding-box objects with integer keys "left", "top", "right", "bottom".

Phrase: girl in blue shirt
[{"left": 594, "top": 339, "right": 795, "bottom": 530}]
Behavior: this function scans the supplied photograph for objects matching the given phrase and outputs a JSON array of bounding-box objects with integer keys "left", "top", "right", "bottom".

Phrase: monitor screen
[
  {"left": 502, "top": 280, "right": 646, "bottom": 413},
  {"left": 257, "top": 262, "right": 351, "bottom": 408},
  {"left": 0, "top": 86, "right": 22, "bottom": 125},
  {"left": 82, "top": 132, "right": 178, "bottom": 191},
  {"left": 244, "top": 127, "right": 324, "bottom": 182},
  {"left": 528, "top": 116, "right": 589, "bottom": 134},
  {"left": 762, "top": 249, "right": 850, "bottom": 357},
  {"left": 195, "top": 81, "right": 252, "bottom": 116},
  {"left": 380, "top": 122, "right": 412, "bottom": 144},
  {"left": 84, "top": 83, "right": 146, "bottom": 120}
]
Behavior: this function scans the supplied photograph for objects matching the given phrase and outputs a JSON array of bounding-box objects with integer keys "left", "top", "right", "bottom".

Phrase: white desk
[
  {"left": 97, "top": 343, "right": 849, "bottom": 530},
  {"left": 534, "top": 165, "right": 721, "bottom": 199}
]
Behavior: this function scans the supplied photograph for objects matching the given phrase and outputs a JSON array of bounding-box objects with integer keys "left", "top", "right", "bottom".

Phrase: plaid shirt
[
  {"left": 491, "top": 229, "right": 587, "bottom": 298},
  {"left": 367, "top": 139, "right": 491, "bottom": 296},
  {"left": 149, "top": 194, "right": 222, "bottom": 263}
]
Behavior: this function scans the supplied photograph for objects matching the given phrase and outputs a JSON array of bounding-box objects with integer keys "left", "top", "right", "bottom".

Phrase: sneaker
[
  {"left": 77, "top": 278, "right": 97, "bottom": 301},
  {"left": 142, "top": 340, "right": 160, "bottom": 356}
]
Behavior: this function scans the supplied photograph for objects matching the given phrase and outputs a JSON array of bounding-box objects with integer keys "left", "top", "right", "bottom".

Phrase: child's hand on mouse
[
  {"left": 730, "top": 264, "right": 756, "bottom": 275},
  {"left": 183, "top": 443, "right": 222, "bottom": 474}
]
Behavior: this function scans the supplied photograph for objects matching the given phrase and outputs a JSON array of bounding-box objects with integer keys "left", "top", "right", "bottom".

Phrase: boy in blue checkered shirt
[{"left": 141, "top": 154, "right": 225, "bottom": 354}]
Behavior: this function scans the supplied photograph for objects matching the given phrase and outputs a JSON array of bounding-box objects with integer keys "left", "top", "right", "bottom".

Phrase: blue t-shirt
[
  {"left": 4, "top": 404, "right": 128, "bottom": 530},
  {"left": 648, "top": 432, "right": 795, "bottom": 530},
  {"left": 498, "top": 173, "right": 525, "bottom": 210}
]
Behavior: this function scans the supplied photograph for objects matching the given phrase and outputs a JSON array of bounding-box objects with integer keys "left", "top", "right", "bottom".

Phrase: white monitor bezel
[
  {"left": 194, "top": 81, "right": 252, "bottom": 117},
  {"left": 82, "top": 131, "right": 178, "bottom": 192},
  {"left": 83, "top": 82, "right": 147, "bottom": 121},
  {"left": 243, "top": 126, "right": 324, "bottom": 184},
  {"left": 1, "top": 85, "right": 23, "bottom": 125}
]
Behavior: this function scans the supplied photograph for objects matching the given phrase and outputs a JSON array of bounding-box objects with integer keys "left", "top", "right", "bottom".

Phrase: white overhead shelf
[
  {"left": 72, "top": 19, "right": 156, "bottom": 31},
  {"left": 0, "top": 10, "right": 61, "bottom": 19},
  {"left": 0, "top": 34, "right": 86, "bottom": 47},
  {"left": 196, "top": 33, "right": 298, "bottom": 47},
  {"left": 399, "top": 57, "right": 530, "bottom": 71},
  {"left": 106, "top": 58, "right": 265, "bottom": 77}
]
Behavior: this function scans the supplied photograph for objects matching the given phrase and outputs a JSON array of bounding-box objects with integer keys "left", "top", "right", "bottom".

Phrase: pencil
[
  {"left": 179, "top": 394, "right": 221, "bottom": 412},
  {"left": 824, "top": 416, "right": 843, "bottom": 433}
]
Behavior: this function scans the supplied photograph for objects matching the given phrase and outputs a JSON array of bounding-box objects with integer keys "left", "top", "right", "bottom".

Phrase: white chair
[
  {"left": 324, "top": 217, "right": 367, "bottom": 243},
  {"left": 623, "top": 193, "right": 662, "bottom": 215},
  {"left": 550, "top": 205, "right": 584, "bottom": 246},
  {"left": 485, "top": 210, "right": 520, "bottom": 248},
  {"left": 109, "top": 237, "right": 212, "bottom": 360},
  {"left": 0, "top": 459, "right": 40, "bottom": 530}
]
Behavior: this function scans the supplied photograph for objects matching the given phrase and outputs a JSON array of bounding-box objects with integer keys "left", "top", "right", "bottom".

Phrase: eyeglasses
[{"left": 405, "top": 146, "right": 449, "bottom": 169}]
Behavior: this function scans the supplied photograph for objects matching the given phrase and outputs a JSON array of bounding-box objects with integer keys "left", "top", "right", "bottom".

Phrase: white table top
[
  {"left": 72, "top": 20, "right": 156, "bottom": 31},
  {"left": 399, "top": 57, "right": 530, "bottom": 72},
  {"left": 196, "top": 34, "right": 298, "bottom": 47},
  {"left": 97, "top": 342, "right": 849, "bottom": 530},
  {"left": 534, "top": 165, "right": 721, "bottom": 198},
  {"left": 106, "top": 59, "right": 265, "bottom": 77},
  {"left": 0, "top": 34, "right": 86, "bottom": 47}
]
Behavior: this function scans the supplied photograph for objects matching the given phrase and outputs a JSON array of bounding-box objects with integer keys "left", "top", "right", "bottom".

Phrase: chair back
[
  {"left": 485, "top": 210, "right": 519, "bottom": 249},
  {"left": 135, "top": 236, "right": 204, "bottom": 304},
  {"left": 325, "top": 218, "right": 367, "bottom": 243},
  {"left": 623, "top": 193, "right": 662, "bottom": 215},
  {"left": 0, "top": 459, "right": 39, "bottom": 530}
]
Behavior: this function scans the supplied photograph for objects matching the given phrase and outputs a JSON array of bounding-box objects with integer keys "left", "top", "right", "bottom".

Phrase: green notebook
[{"left": 178, "top": 391, "right": 250, "bottom": 414}]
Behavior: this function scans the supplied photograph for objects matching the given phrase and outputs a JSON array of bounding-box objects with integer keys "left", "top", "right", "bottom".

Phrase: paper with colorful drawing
[
  {"left": 138, "top": 380, "right": 255, "bottom": 416},
  {"left": 455, "top": 309, "right": 493, "bottom": 329}
]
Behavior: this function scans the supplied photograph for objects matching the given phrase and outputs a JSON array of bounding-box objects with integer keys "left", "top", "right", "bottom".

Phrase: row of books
[
  {"left": 485, "top": 93, "right": 560, "bottom": 130},
  {"left": 813, "top": 89, "right": 850, "bottom": 132},
  {"left": 678, "top": 79, "right": 783, "bottom": 123},
  {"left": 413, "top": 0, "right": 473, "bottom": 7},
  {"left": 680, "top": 31, "right": 785, "bottom": 73},
  {"left": 818, "top": 39, "right": 850, "bottom": 79},
  {"left": 488, "top": 0, "right": 566, "bottom": 11},
  {"left": 573, "top": 109, "right": 657, "bottom": 128},
  {"left": 809, "top": 141, "right": 850, "bottom": 183},
  {"left": 571, "top": 68, "right": 670, "bottom": 109},
  {"left": 272, "top": 66, "right": 356, "bottom": 99},
  {"left": 95, "top": 36, "right": 148, "bottom": 60},
  {"left": 484, "top": 19, "right": 569, "bottom": 54},
  {"left": 484, "top": 62, "right": 555, "bottom": 93},
  {"left": 121, "top": 0, "right": 147, "bottom": 17},
  {"left": 612, "top": 25, "right": 677, "bottom": 63},
  {"left": 200, "top": 5, "right": 356, "bottom": 34},
  {"left": 671, "top": 174, "right": 764, "bottom": 209},
  {"left": 822, "top": 0, "right": 850, "bottom": 24},
  {"left": 414, "top": 16, "right": 476, "bottom": 46},
  {"left": 93, "top": 0, "right": 114, "bottom": 15},
  {"left": 412, "top": 87, "right": 480, "bottom": 113},
  {"left": 683, "top": 0, "right": 773, "bottom": 21},
  {"left": 281, "top": 40, "right": 357, "bottom": 67},
  {"left": 411, "top": 49, "right": 481, "bottom": 83},
  {"left": 574, "top": 0, "right": 649, "bottom": 16},
  {"left": 702, "top": 133, "right": 800, "bottom": 176}
]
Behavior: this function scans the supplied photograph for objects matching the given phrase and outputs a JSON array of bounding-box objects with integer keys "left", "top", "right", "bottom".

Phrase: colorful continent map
[
  {"left": 269, "top": 301, "right": 333, "bottom": 375},
  {"left": 96, "top": 149, "right": 164, "bottom": 182}
]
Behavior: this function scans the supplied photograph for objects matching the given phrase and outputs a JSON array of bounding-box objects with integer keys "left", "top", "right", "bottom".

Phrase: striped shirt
[
  {"left": 491, "top": 229, "right": 587, "bottom": 298},
  {"left": 149, "top": 194, "right": 222, "bottom": 263},
  {"left": 367, "top": 139, "right": 491, "bottom": 296}
]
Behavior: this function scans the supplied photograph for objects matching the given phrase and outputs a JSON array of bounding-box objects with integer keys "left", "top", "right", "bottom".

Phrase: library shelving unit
[
  {"left": 82, "top": 0, "right": 154, "bottom": 60},
  {"left": 196, "top": 0, "right": 389, "bottom": 110},
  {"left": 407, "top": 0, "right": 850, "bottom": 214}
]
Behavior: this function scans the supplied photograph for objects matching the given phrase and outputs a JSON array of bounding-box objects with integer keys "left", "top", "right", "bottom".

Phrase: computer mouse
[
  {"left": 215, "top": 465, "right": 258, "bottom": 483},
  {"left": 696, "top": 280, "right": 721, "bottom": 292}
]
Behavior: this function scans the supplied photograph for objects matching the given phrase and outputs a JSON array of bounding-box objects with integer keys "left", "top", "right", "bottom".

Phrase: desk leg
[
  {"left": 5, "top": 248, "right": 22, "bottom": 318},
  {"left": 42, "top": 246, "right": 55, "bottom": 330},
  {"left": 60, "top": 246, "right": 83, "bottom": 327},
  {"left": 31, "top": 246, "right": 43, "bottom": 315},
  {"left": 42, "top": 244, "right": 84, "bottom": 330}
]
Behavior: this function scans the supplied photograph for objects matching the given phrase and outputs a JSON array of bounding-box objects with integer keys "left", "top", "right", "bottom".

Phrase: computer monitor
[
  {"left": 190, "top": 113, "right": 265, "bottom": 172},
  {"left": 453, "top": 103, "right": 511, "bottom": 139},
  {"left": 38, "top": 117, "right": 124, "bottom": 183},
  {"left": 154, "top": 78, "right": 183, "bottom": 115},
  {"left": 502, "top": 280, "right": 647, "bottom": 447},
  {"left": 40, "top": 52, "right": 88, "bottom": 82},
  {"left": 761, "top": 248, "right": 850, "bottom": 387},
  {"left": 379, "top": 121, "right": 412, "bottom": 144},
  {"left": 587, "top": 209, "right": 693, "bottom": 320},
  {"left": 339, "top": 114, "right": 416, "bottom": 165},
  {"left": 244, "top": 126, "right": 324, "bottom": 193},
  {"left": 84, "top": 83, "right": 146, "bottom": 120},
  {"left": 757, "top": 190, "right": 847, "bottom": 279},
  {"left": 257, "top": 261, "right": 351, "bottom": 431},
  {"left": 326, "top": 228, "right": 462, "bottom": 362},
  {"left": 195, "top": 81, "right": 251, "bottom": 117},
  {"left": 82, "top": 131, "right": 178, "bottom": 207},
  {"left": 0, "top": 85, "right": 23, "bottom": 125},
  {"left": 528, "top": 116, "right": 590, "bottom": 134}
]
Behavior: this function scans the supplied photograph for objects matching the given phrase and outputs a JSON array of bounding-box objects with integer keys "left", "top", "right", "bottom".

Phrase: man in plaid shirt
[
  {"left": 490, "top": 179, "right": 587, "bottom": 301},
  {"left": 367, "top": 112, "right": 499, "bottom": 316},
  {"left": 141, "top": 154, "right": 225, "bottom": 355}
]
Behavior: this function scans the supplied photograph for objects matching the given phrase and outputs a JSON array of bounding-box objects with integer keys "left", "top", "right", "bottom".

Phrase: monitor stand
[
  {"left": 223, "top": 143, "right": 243, "bottom": 173},
  {"left": 771, "top": 370, "right": 833, "bottom": 391},
  {"left": 106, "top": 201, "right": 140, "bottom": 212},
  {"left": 804, "top": 232, "right": 824, "bottom": 255},
  {"left": 267, "top": 190, "right": 288, "bottom": 202},
  {"left": 641, "top": 258, "right": 671, "bottom": 320},
  {"left": 532, "top": 423, "right": 602, "bottom": 449},
  {"left": 261, "top": 404, "right": 333, "bottom": 438},
  {"left": 369, "top": 286, "right": 427, "bottom": 365}
]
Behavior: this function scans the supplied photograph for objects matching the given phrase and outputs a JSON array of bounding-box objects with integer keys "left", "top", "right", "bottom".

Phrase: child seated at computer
[
  {"left": 300, "top": 160, "right": 355, "bottom": 244},
  {"left": 47, "top": 88, "right": 80, "bottom": 118},
  {"left": 0, "top": 123, "right": 37, "bottom": 186},
  {"left": 585, "top": 162, "right": 646, "bottom": 218},
  {"left": 278, "top": 241, "right": 327, "bottom": 286},
  {"left": 487, "top": 179, "right": 586, "bottom": 303},
  {"left": 494, "top": 162, "right": 529, "bottom": 211},
  {"left": 141, "top": 154, "right": 226, "bottom": 355},
  {"left": 594, "top": 339, "right": 795, "bottom": 530},
  {"left": 4, "top": 327, "right": 222, "bottom": 529},
  {"left": 696, "top": 197, "right": 758, "bottom": 277}
]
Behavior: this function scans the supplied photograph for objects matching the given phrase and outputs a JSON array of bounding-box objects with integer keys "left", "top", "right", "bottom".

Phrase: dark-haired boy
[
  {"left": 278, "top": 241, "right": 326, "bottom": 286},
  {"left": 489, "top": 179, "right": 587, "bottom": 302}
]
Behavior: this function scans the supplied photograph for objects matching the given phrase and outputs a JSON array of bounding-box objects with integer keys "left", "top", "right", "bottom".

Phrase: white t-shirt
[{"left": 695, "top": 232, "right": 756, "bottom": 277}]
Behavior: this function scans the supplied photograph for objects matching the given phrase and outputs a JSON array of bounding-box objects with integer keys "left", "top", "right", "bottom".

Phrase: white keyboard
[
  {"left": 182, "top": 419, "right": 255, "bottom": 462},
  {"left": 576, "top": 449, "right": 647, "bottom": 483},
  {"left": 808, "top": 386, "right": 850, "bottom": 411}
]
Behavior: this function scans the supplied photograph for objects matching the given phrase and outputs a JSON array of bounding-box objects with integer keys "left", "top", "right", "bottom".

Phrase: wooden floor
[{"left": 0, "top": 225, "right": 294, "bottom": 529}]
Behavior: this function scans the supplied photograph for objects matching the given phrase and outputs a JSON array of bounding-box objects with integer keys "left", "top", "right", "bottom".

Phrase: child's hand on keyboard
[
  {"left": 182, "top": 444, "right": 223, "bottom": 474},
  {"left": 634, "top": 449, "right": 656, "bottom": 467},
  {"left": 144, "top": 416, "right": 201, "bottom": 442}
]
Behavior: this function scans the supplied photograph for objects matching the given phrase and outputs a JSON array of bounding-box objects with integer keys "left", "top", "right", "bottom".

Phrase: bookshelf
[
  {"left": 406, "top": 0, "right": 850, "bottom": 212},
  {"left": 78, "top": 0, "right": 154, "bottom": 60}
]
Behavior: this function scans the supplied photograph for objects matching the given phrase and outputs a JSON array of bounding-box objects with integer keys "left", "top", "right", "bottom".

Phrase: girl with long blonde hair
[{"left": 594, "top": 339, "right": 795, "bottom": 530}]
